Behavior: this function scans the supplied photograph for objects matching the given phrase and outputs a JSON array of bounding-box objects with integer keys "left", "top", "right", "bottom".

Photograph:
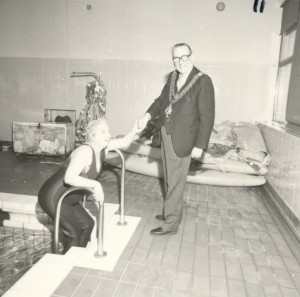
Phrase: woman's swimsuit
[{"left": 38, "top": 144, "right": 103, "bottom": 253}]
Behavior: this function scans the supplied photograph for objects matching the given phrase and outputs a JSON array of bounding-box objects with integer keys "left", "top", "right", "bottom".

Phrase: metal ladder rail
[
  {"left": 53, "top": 187, "right": 106, "bottom": 256},
  {"left": 54, "top": 149, "right": 127, "bottom": 254},
  {"left": 112, "top": 149, "right": 127, "bottom": 226}
]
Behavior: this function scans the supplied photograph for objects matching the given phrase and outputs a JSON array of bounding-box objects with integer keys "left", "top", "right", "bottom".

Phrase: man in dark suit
[{"left": 138, "top": 43, "right": 215, "bottom": 236}]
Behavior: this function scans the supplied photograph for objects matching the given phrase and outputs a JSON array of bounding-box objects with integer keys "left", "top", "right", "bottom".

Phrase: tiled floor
[{"left": 1, "top": 151, "right": 300, "bottom": 297}]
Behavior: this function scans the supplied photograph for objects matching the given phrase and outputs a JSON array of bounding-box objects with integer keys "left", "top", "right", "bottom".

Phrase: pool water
[{"left": 0, "top": 227, "right": 52, "bottom": 295}]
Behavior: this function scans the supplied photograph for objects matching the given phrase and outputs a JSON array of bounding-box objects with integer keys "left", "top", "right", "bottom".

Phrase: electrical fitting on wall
[{"left": 216, "top": 2, "right": 225, "bottom": 11}]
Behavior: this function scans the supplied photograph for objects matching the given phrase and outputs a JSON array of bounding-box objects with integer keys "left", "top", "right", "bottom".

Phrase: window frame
[{"left": 272, "top": 8, "right": 298, "bottom": 125}]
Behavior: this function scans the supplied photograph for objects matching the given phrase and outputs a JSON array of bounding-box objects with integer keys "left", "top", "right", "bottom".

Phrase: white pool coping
[{"left": 2, "top": 201, "right": 141, "bottom": 297}]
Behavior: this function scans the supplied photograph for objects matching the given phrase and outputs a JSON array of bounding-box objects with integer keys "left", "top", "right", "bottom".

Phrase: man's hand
[
  {"left": 137, "top": 113, "right": 151, "bottom": 130},
  {"left": 191, "top": 147, "right": 203, "bottom": 159},
  {"left": 132, "top": 120, "right": 144, "bottom": 134}
]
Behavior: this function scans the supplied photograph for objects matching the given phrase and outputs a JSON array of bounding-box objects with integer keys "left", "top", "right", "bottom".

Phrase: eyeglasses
[{"left": 172, "top": 54, "right": 191, "bottom": 63}]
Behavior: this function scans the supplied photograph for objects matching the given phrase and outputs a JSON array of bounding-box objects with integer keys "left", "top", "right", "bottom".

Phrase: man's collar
[
  {"left": 178, "top": 66, "right": 194, "bottom": 82},
  {"left": 179, "top": 65, "right": 194, "bottom": 77}
]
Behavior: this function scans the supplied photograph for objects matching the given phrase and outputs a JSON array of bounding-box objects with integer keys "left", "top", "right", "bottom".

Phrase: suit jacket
[{"left": 146, "top": 66, "right": 215, "bottom": 158}]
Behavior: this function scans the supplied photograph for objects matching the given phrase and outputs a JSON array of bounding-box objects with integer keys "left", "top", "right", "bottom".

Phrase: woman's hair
[{"left": 85, "top": 118, "right": 107, "bottom": 141}]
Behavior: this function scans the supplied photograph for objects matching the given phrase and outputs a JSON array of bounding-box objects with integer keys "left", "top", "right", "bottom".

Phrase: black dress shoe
[
  {"left": 155, "top": 215, "right": 165, "bottom": 221},
  {"left": 150, "top": 227, "right": 177, "bottom": 236}
]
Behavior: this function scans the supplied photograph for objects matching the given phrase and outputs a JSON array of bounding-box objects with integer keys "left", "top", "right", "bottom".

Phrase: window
[
  {"left": 273, "top": 0, "right": 300, "bottom": 125},
  {"left": 273, "top": 27, "right": 296, "bottom": 123}
]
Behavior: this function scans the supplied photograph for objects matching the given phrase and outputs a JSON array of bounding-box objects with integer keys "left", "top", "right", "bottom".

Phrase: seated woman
[{"left": 38, "top": 118, "right": 141, "bottom": 254}]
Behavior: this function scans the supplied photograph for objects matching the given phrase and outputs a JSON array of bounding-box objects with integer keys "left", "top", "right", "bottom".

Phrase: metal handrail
[
  {"left": 53, "top": 149, "right": 127, "bottom": 255},
  {"left": 94, "top": 202, "right": 106, "bottom": 257},
  {"left": 53, "top": 187, "right": 106, "bottom": 256},
  {"left": 113, "top": 149, "right": 127, "bottom": 226}
]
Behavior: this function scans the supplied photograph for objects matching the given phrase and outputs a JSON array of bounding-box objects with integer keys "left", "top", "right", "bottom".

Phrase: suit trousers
[{"left": 161, "top": 126, "right": 191, "bottom": 231}]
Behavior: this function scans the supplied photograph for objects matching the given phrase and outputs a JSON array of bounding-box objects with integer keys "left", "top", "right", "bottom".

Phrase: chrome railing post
[
  {"left": 113, "top": 149, "right": 127, "bottom": 226},
  {"left": 54, "top": 190, "right": 69, "bottom": 254},
  {"left": 54, "top": 187, "right": 107, "bottom": 257},
  {"left": 94, "top": 202, "right": 107, "bottom": 257}
]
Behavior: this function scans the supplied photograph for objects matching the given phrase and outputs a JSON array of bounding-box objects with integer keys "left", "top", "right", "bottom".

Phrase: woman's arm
[
  {"left": 64, "top": 146, "right": 104, "bottom": 202},
  {"left": 106, "top": 121, "right": 140, "bottom": 152}
]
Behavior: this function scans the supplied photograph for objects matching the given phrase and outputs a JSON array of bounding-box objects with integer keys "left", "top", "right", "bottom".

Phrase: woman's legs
[
  {"left": 38, "top": 171, "right": 95, "bottom": 253},
  {"left": 38, "top": 178, "right": 95, "bottom": 253},
  {"left": 60, "top": 200, "right": 95, "bottom": 253},
  {"left": 74, "top": 203, "right": 95, "bottom": 247}
]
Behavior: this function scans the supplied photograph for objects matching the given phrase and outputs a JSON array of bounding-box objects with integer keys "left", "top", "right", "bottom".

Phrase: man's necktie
[{"left": 177, "top": 75, "right": 185, "bottom": 90}]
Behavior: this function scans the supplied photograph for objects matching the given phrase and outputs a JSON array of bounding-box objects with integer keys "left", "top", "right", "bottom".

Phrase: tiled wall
[
  {"left": 260, "top": 122, "right": 300, "bottom": 238},
  {"left": 0, "top": 57, "right": 277, "bottom": 141}
]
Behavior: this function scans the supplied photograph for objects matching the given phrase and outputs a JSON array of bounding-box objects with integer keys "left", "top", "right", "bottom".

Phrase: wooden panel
[{"left": 12, "top": 122, "right": 75, "bottom": 156}]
